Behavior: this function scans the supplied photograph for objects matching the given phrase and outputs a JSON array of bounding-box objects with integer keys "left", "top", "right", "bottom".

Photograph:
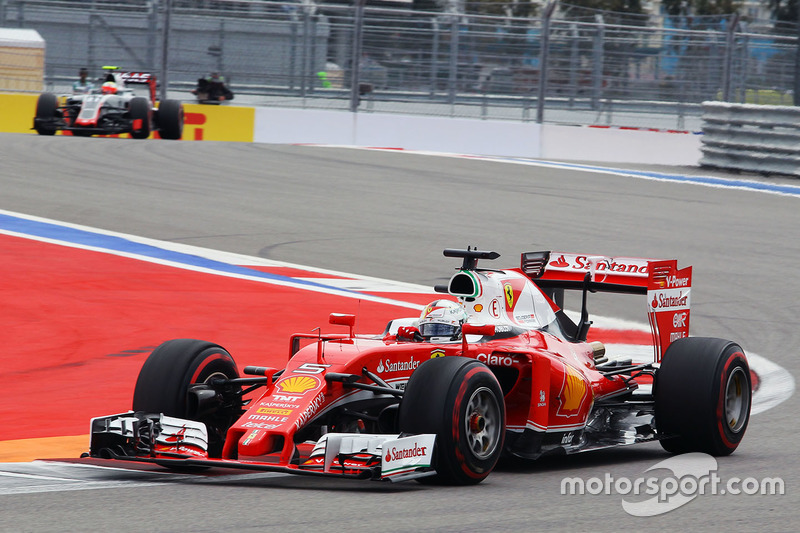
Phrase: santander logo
[
  {"left": 651, "top": 291, "right": 689, "bottom": 310},
  {"left": 548, "top": 254, "right": 647, "bottom": 276},
  {"left": 385, "top": 443, "right": 428, "bottom": 462}
]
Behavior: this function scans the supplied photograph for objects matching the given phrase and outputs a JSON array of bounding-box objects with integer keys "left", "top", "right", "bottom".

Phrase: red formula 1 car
[
  {"left": 33, "top": 68, "right": 183, "bottom": 139},
  {"left": 87, "top": 248, "right": 752, "bottom": 484}
]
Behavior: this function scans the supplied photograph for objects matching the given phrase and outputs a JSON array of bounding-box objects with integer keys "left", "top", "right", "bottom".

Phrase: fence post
[
  {"left": 739, "top": 27, "right": 749, "bottom": 103},
  {"left": 591, "top": 14, "right": 604, "bottom": 111},
  {"left": 569, "top": 23, "right": 579, "bottom": 107},
  {"left": 159, "top": 0, "right": 172, "bottom": 102},
  {"left": 536, "top": 1, "right": 557, "bottom": 124},
  {"left": 301, "top": 8, "right": 311, "bottom": 98},
  {"left": 721, "top": 12, "right": 740, "bottom": 102},
  {"left": 447, "top": 6, "right": 460, "bottom": 106},
  {"left": 289, "top": 12, "right": 298, "bottom": 91},
  {"left": 216, "top": 20, "right": 225, "bottom": 75},
  {"left": 147, "top": 0, "right": 157, "bottom": 70},
  {"left": 430, "top": 17, "right": 440, "bottom": 97},
  {"left": 794, "top": 8, "right": 800, "bottom": 105},
  {"left": 349, "top": 0, "right": 366, "bottom": 112}
]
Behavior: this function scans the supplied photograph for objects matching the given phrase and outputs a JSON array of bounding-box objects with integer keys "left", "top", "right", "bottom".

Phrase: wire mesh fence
[{"left": 1, "top": 0, "right": 798, "bottom": 129}]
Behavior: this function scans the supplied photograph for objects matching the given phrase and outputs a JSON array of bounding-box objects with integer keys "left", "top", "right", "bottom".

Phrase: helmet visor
[{"left": 419, "top": 322, "right": 458, "bottom": 338}]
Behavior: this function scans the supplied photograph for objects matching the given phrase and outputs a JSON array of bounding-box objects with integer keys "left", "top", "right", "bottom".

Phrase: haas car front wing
[{"left": 88, "top": 412, "right": 437, "bottom": 482}]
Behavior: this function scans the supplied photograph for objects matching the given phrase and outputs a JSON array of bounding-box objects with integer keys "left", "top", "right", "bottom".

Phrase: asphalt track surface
[{"left": 0, "top": 132, "right": 797, "bottom": 531}]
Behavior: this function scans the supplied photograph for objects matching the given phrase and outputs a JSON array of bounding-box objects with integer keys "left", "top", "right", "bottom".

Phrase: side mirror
[
  {"left": 462, "top": 323, "right": 495, "bottom": 355},
  {"left": 329, "top": 313, "right": 355, "bottom": 337},
  {"left": 462, "top": 323, "right": 495, "bottom": 336}
]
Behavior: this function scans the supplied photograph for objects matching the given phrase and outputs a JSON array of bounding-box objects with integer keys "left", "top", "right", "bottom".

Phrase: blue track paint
[
  {"left": 0, "top": 212, "right": 359, "bottom": 294},
  {"left": 494, "top": 158, "right": 800, "bottom": 197}
]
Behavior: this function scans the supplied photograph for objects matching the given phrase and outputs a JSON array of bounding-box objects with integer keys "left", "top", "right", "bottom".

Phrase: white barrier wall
[
  {"left": 541, "top": 124, "right": 703, "bottom": 165},
  {"left": 254, "top": 107, "right": 703, "bottom": 165}
]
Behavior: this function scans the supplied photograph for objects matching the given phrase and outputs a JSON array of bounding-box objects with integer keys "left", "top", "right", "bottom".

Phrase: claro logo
[{"left": 477, "top": 353, "right": 515, "bottom": 367}]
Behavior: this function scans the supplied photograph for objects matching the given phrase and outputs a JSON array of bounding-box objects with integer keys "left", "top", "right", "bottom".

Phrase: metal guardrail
[{"left": 699, "top": 102, "right": 800, "bottom": 176}]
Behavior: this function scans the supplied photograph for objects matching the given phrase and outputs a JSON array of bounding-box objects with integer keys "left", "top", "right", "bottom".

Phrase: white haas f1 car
[
  {"left": 33, "top": 70, "right": 183, "bottom": 139},
  {"left": 87, "top": 248, "right": 752, "bottom": 484}
]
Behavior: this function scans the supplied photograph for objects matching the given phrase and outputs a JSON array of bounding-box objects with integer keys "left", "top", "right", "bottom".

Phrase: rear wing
[
  {"left": 521, "top": 252, "right": 691, "bottom": 362},
  {"left": 119, "top": 71, "right": 158, "bottom": 102}
]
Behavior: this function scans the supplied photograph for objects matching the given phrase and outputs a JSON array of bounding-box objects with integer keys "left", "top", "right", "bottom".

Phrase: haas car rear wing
[
  {"left": 521, "top": 251, "right": 691, "bottom": 362},
  {"left": 119, "top": 71, "right": 158, "bottom": 102}
]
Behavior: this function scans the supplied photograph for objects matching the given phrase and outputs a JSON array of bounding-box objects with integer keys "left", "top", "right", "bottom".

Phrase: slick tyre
[
  {"left": 157, "top": 99, "right": 184, "bottom": 140},
  {"left": 34, "top": 92, "right": 58, "bottom": 135},
  {"left": 399, "top": 357, "right": 505, "bottom": 485},
  {"left": 655, "top": 337, "right": 751, "bottom": 456},
  {"left": 133, "top": 339, "right": 240, "bottom": 457},
  {"left": 128, "top": 97, "right": 151, "bottom": 139}
]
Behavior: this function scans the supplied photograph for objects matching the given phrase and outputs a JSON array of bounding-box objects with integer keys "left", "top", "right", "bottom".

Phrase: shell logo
[
  {"left": 557, "top": 364, "right": 590, "bottom": 416},
  {"left": 277, "top": 375, "right": 321, "bottom": 394}
]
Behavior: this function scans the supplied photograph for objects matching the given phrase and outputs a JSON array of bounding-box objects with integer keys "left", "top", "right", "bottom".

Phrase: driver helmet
[
  {"left": 101, "top": 81, "right": 118, "bottom": 94},
  {"left": 418, "top": 299, "right": 468, "bottom": 339}
]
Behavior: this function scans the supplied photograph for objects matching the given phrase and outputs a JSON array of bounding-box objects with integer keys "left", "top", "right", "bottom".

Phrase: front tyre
[
  {"left": 399, "top": 357, "right": 505, "bottom": 485},
  {"left": 655, "top": 337, "right": 751, "bottom": 456},
  {"left": 128, "top": 97, "right": 151, "bottom": 139},
  {"left": 132, "top": 339, "right": 241, "bottom": 457},
  {"left": 34, "top": 93, "right": 58, "bottom": 135},
  {"left": 157, "top": 99, "right": 184, "bottom": 140}
]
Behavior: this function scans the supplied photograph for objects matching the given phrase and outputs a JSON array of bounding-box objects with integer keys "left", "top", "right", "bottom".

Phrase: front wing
[{"left": 89, "top": 412, "right": 436, "bottom": 483}]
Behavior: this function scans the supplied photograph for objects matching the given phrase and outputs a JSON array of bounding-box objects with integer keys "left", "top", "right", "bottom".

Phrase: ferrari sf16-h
[
  {"left": 87, "top": 248, "right": 751, "bottom": 485},
  {"left": 33, "top": 68, "right": 183, "bottom": 140}
]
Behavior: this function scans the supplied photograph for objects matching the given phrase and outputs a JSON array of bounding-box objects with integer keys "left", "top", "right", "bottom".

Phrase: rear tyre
[
  {"left": 34, "top": 93, "right": 58, "bottom": 135},
  {"left": 128, "top": 97, "right": 151, "bottom": 139},
  {"left": 157, "top": 99, "right": 184, "bottom": 140},
  {"left": 133, "top": 339, "right": 241, "bottom": 457},
  {"left": 655, "top": 337, "right": 751, "bottom": 456},
  {"left": 399, "top": 357, "right": 505, "bottom": 485}
]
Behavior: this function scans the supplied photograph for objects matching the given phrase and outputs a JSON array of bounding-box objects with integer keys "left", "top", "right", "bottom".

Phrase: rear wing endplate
[{"left": 521, "top": 251, "right": 691, "bottom": 362}]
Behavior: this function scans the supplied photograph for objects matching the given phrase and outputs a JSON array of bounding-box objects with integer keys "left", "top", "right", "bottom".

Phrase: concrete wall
[
  {"left": 1, "top": 94, "right": 702, "bottom": 166},
  {"left": 253, "top": 108, "right": 702, "bottom": 165}
]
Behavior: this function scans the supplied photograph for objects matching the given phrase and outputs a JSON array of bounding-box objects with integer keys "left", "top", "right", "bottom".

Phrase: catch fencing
[{"left": 1, "top": 0, "right": 798, "bottom": 130}]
